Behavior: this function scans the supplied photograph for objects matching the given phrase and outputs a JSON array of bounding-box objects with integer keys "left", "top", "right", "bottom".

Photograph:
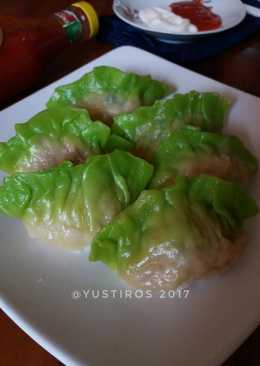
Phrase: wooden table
[{"left": 0, "top": 1, "right": 259, "bottom": 365}]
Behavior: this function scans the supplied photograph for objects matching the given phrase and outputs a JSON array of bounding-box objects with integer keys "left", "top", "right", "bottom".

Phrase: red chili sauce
[{"left": 170, "top": 0, "right": 222, "bottom": 31}]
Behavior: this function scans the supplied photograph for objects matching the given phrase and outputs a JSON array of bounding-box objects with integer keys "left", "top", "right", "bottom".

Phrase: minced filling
[
  {"left": 18, "top": 137, "right": 89, "bottom": 172},
  {"left": 121, "top": 234, "right": 246, "bottom": 289},
  {"left": 155, "top": 154, "right": 250, "bottom": 188},
  {"left": 78, "top": 94, "right": 140, "bottom": 125}
]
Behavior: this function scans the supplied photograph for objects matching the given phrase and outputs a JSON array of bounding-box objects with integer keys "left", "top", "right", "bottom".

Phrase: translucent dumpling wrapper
[
  {"left": 90, "top": 176, "right": 258, "bottom": 289},
  {"left": 0, "top": 150, "right": 153, "bottom": 250},
  {"left": 0, "top": 106, "right": 110, "bottom": 174},
  {"left": 112, "top": 91, "right": 230, "bottom": 160},
  {"left": 47, "top": 66, "right": 170, "bottom": 124},
  {"left": 150, "top": 126, "right": 258, "bottom": 188},
  {"left": 104, "top": 134, "right": 134, "bottom": 153}
]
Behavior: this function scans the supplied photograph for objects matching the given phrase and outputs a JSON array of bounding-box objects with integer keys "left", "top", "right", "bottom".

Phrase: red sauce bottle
[{"left": 0, "top": 2, "right": 99, "bottom": 106}]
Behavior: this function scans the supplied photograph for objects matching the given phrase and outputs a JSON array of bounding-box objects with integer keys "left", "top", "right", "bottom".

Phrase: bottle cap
[{"left": 72, "top": 2, "right": 99, "bottom": 37}]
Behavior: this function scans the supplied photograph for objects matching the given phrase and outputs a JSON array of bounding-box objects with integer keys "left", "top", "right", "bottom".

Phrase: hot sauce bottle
[{"left": 0, "top": 2, "right": 99, "bottom": 106}]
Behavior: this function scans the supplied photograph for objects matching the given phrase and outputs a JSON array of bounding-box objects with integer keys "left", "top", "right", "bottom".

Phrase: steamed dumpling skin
[
  {"left": 90, "top": 176, "right": 258, "bottom": 289},
  {"left": 0, "top": 106, "right": 110, "bottom": 174},
  {"left": 47, "top": 66, "right": 170, "bottom": 125},
  {"left": 112, "top": 91, "right": 230, "bottom": 160},
  {"left": 78, "top": 94, "right": 140, "bottom": 124},
  {"left": 150, "top": 127, "right": 257, "bottom": 188},
  {"left": 121, "top": 215, "right": 246, "bottom": 289},
  {"left": 0, "top": 151, "right": 153, "bottom": 250}
]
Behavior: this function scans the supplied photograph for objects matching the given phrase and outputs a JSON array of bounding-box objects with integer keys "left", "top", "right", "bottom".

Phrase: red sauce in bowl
[{"left": 170, "top": 0, "right": 222, "bottom": 31}]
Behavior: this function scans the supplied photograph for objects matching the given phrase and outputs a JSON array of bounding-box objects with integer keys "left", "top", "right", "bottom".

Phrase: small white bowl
[{"left": 113, "top": 0, "right": 247, "bottom": 43}]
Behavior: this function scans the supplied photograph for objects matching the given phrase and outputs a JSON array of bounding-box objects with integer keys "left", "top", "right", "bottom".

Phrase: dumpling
[
  {"left": 0, "top": 106, "right": 110, "bottom": 174},
  {"left": 104, "top": 134, "right": 134, "bottom": 153},
  {"left": 150, "top": 126, "right": 257, "bottom": 188},
  {"left": 0, "top": 150, "right": 153, "bottom": 249},
  {"left": 47, "top": 66, "right": 170, "bottom": 124},
  {"left": 90, "top": 175, "right": 258, "bottom": 289},
  {"left": 112, "top": 91, "right": 229, "bottom": 160}
]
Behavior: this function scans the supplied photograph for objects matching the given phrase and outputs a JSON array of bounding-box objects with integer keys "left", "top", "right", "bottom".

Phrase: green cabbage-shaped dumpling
[
  {"left": 0, "top": 150, "right": 153, "bottom": 249},
  {"left": 150, "top": 126, "right": 257, "bottom": 188},
  {"left": 47, "top": 66, "right": 170, "bottom": 124},
  {"left": 104, "top": 134, "right": 134, "bottom": 153},
  {"left": 0, "top": 106, "right": 110, "bottom": 174},
  {"left": 90, "top": 175, "right": 258, "bottom": 289},
  {"left": 112, "top": 91, "right": 229, "bottom": 160}
]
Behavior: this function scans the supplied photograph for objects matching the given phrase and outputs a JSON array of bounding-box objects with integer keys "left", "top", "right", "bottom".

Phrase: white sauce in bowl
[{"left": 139, "top": 7, "right": 198, "bottom": 34}]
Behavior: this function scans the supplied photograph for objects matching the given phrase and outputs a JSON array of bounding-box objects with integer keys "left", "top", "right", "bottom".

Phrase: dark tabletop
[{"left": 0, "top": 1, "right": 259, "bottom": 365}]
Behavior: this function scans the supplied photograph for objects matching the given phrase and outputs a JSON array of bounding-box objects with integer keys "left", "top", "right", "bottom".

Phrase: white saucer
[{"left": 113, "top": 0, "right": 247, "bottom": 43}]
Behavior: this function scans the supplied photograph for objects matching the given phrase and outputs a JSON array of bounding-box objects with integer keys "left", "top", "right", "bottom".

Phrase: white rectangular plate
[{"left": 0, "top": 46, "right": 259, "bottom": 366}]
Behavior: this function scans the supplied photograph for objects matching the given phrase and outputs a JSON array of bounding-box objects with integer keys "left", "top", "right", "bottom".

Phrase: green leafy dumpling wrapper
[
  {"left": 0, "top": 150, "right": 153, "bottom": 250},
  {"left": 0, "top": 106, "right": 110, "bottom": 174},
  {"left": 90, "top": 175, "right": 258, "bottom": 289},
  {"left": 104, "top": 134, "right": 134, "bottom": 153},
  {"left": 150, "top": 126, "right": 258, "bottom": 188},
  {"left": 112, "top": 91, "right": 229, "bottom": 160},
  {"left": 47, "top": 66, "right": 170, "bottom": 124}
]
